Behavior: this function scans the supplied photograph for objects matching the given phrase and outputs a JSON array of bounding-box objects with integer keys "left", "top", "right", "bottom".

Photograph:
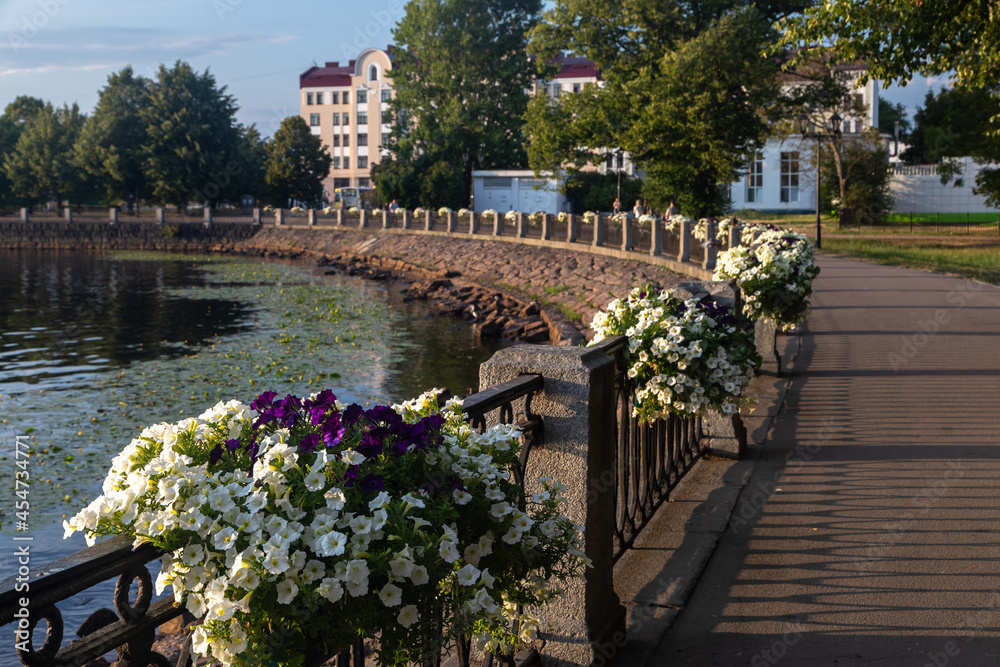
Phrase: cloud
[{"left": 0, "top": 62, "right": 129, "bottom": 77}]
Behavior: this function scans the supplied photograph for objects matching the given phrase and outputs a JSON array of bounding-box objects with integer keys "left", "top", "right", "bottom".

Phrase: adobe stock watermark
[
  {"left": 6, "top": 0, "right": 71, "bottom": 52},
  {"left": 887, "top": 280, "right": 983, "bottom": 372},
  {"left": 12, "top": 435, "right": 33, "bottom": 653},
  {"left": 917, "top": 588, "right": 1000, "bottom": 667},
  {"left": 748, "top": 616, "right": 806, "bottom": 666}
]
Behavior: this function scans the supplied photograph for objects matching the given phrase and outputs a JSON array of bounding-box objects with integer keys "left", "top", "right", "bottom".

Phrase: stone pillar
[
  {"left": 446, "top": 211, "right": 456, "bottom": 233},
  {"left": 424, "top": 210, "right": 433, "bottom": 231},
  {"left": 755, "top": 318, "right": 780, "bottom": 374},
  {"left": 336, "top": 209, "right": 344, "bottom": 226},
  {"left": 64, "top": 207, "right": 73, "bottom": 223},
  {"left": 470, "top": 212, "right": 479, "bottom": 235},
  {"left": 622, "top": 217, "right": 633, "bottom": 252},
  {"left": 275, "top": 209, "right": 285, "bottom": 226},
  {"left": 593, "top": 215, "right": 605, "bottom": 248},
  {"left": 493, "top": 212, "right": 502, "bottom": 236},
  {"left": 678, "top": 221, "right": 692, "bottom": 262},
  {"left": 156, "top": 208, "right": 165, "bottom": 225},
  {"left": 567, "top": 214, "right": 577, "bottom": 243},
  {"left": 542, "top": 214, "right": 552, "bottom": 241},
  {"left": 20, "top": 208, "right": 29, "bottom": 223},
  {"left": 308, "top": 209, "right": 316, "bottom": 226},
  {"left": 517, "top": 212, "right": 527, "bottom": 238},
  {"left": 109, "top": 207, "right": 119, "bottom": 224},
  {"left": 203, "top": 207, "right": 212, "bottom": 226},
  {"left": 252, "top": 208, "right": 261, "bottom": 224},
  {"left": 670, "top": 280, "right": 747, "bottom": 459},
  {"left": 402, "top": 210, "right": 412, "bottom": 229},
  {"left": 383, "top": 209, "right": 390, "bottom": 229},
  {"left": 703, "top": 221, "right": 717, "bottom": 271},
  {"left": 650, "top": 218, "right": 662, "bottom": 256},
  {"left": 360, "top": 209, "right": 368, "bottom": 228},
  {"left": 729, "top": 224, "right": 741, "bottom": 248},
  {"left": 479, "top": 346, "right": 625, "bottom": 666}
]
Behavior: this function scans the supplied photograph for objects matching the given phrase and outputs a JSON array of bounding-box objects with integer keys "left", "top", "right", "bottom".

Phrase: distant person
[
  {"left": 632, "top": 199, "right": 643, "bottom": 217},
  {"left": 612, "top": 198, "right": 621, "bottom": 214},
  {"left": 666, "top": 199, "right": 680, "bottom": 218},
  {"left": 390, "top": 199, "right": 399, "bottom": 212}
]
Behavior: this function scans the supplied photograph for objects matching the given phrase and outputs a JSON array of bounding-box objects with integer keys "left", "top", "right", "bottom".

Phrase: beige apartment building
[{"left": 299, "top": 47, "right": 395, "bottom": 201}]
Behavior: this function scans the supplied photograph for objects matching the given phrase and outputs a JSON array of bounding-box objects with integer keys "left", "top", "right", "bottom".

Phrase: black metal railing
[
  {"left": 0, "top": 376, "right": 546, "bottom": 667},
  {"left": 590, "top": 335, "right": 704, "bottom": 562}
]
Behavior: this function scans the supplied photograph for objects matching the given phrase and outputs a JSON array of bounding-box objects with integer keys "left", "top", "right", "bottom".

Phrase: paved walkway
[{"left": 642, "top": 256, "right": 1000, "bottom": 666}]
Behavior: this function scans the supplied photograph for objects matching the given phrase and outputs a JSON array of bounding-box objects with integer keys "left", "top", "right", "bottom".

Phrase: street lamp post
[
  {"left": 616, "top": 148, "right": 624, "bottom": 208},
  {"left": 797, "top": 112, "right": 842, "bottom": 249}
]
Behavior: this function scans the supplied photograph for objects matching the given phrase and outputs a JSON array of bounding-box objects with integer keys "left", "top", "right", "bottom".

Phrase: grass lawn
[{"left": 818, "top": 237, "right": 1000, "bottom": 285}]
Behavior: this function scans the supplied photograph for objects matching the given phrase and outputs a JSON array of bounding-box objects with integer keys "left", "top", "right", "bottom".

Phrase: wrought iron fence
[{"left": 590, "top": 335, "right": 705, "bottom": 562}]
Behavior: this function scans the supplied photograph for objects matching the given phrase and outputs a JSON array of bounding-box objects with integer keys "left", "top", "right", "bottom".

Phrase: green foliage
[
  {"left": 2, "top": 102, "right": 92, "bottom": 206},
  {"left": 563, "top": 171, "right": 642, "bottom": 213},
  {"left": 74, "top": 66, "right": 151, "bottom": 209},
  {"left": 377, "top": 0, "right": 542, "bottom": 208},
  {"left": 778, "top": 2, "right": 1000, "bottom": 90},
  {"left": 264, "top": 117, "right": 331, "bottom": 208},
  {"left": 140, "top": 61, "right": 242, "bottom": 208},
  {"left": 820, "top": 134, "right": 893, "bottom": 220},
  {"left": 877, "top": 99, "right": 911, "bottom": 141},
  {"left": 526, "top": 2, "right": 783, "bottom": 217}
]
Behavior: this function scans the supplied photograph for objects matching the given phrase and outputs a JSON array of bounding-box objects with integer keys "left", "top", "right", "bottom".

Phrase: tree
[
  {"left": 563, "top": 171, "right": 643, "bottom": 213},
  {"left": 376, "top": 0, "right": 542, "bottom": 209},
  {"left": 74, "top": 66, "right": 151, "bottom": 211},
  {"left": 264, "top": 116, "right": 332, "bottom": 208},
  {"left": 526, "top": 2, "right": 789, "bottom": 217},
  {"left": 0, "top": 96, "right": 47, "bottom": 206},
  {"left": 777, "top": 2, "right": 1000, "bottom": 90},
  {"left": 877, "top": 99, "right": 911, "bottom": 142},
  {"left": 140, "top": 61, "right": 242, "bottom": 208},
  {"left": 230, "top": 124, "right": 268, "bottom": 204},
  {"left": 820, "top": 135, "right": 893, "bottom": 223},
  {"left": 3, "top": 102, "right": 91, "bottom": 207}
]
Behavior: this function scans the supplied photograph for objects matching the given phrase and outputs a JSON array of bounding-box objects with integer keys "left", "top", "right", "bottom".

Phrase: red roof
[
  {"left": 551, "top": 55, "right": 600, "bottom": 81},
  {"left": 300, "top": 47, "right": 396, "bottom": 89}
]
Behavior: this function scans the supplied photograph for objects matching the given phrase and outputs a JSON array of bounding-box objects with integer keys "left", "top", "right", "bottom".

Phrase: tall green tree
[
  {"left": 375, "top": 0, "right": 543, "bottom": 209},
  {"left": 140, "top": 61, "right": 242, "bottom": 208},
  {"left": 264, "top": 116, "right": 332, "bottom": 208},
  {"left": 3, "top": 102, "right": 91, "bottom": 207},
  {"left": 820, "top": 136, "right": 893, "bottom": 222},
  {"left": 74, "top": 66, "right": 151, "bottom": 211},
  {"left": 0, "top": 96, "right": 47, "bottom": 206},
  {"left": 230, "top": 124, "right": 269, "bottom": 204},
  {"left": 877, "top": 98, "right": 911, "bottom": 142},
  {"left": 526, "top": 2, "right": 790, "bottom": 217}
]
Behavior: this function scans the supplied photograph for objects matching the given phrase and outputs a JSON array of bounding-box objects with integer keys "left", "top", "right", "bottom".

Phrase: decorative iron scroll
[{"left": 590, "top": 335, "right": 705, "bottom": 562}]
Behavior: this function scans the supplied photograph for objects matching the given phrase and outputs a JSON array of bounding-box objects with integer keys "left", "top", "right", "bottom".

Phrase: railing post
[
  {"left": 275, "top": 208, "right": 285, "bottom": 226},
  {"left": 203, "top": 207, "right": 212, "bottom": 227},
  {"left": 360, "top": 209, "right": 368, "bottom": 228},
  {"left": 308, "top": 208, "right": 316, "bottom": 226},
  {"left": 20, "top": 207, "right": 28, "bottom": 223},
  {"left": 336, "top": 208, "right": 343, "bottom": 225},
  {"left": 622, "top": 217, "right": 633, "bottom": 251},
  {"left": 109, "top": 207, "right": 119, "bottom": 225},
  {"left": 479, "top": 346, "right": 625, "bottom": 665},
  {"left": 703, "top": 221, "right": 717, "bottom": 271},
  {"left": 383, "top": 209, "right": 390, "bottom": 229},
  {"left": 593, "top": 214, "right": 605, "bottom": 247},
  {"left": 156, "top": 207, "right": 165, "bottom": 225},
  {"left": 678, "top": 220, "right": 691, "bottom": 262},
  {"left": 402, "top": 210, "right": 411, "bottom": 229},
  {"left": 446, "top": 210, "right": 456, "bottom": 233},
  {"left": 650, "top": 217, "right": 662, "bottom": 256},
  {"left": 64, "top": 207, "right": 73, "bottom": 223},
  {"left": 425, "top": 210, "right": 433, "bottom": 231},
  {"left": 252, "top": 208, "right": 261, "bottom": 224},
  {"left": 542, "top": 213, "right": 552, "bottom": 240},
  {"left": 493, "top": 212, "right": 502, "bottom": 236},
  {"left": 469, "top": 211, "right": 479, "bottom": 235},
  {"left": 729, "top": 224, "right": 741, "bottom": 248},
  {"left": 517, "top": 212, "right": 527, "bottom": 237},
  {"left": 567, "top": 214, "right": 578, "bottom": 243}
]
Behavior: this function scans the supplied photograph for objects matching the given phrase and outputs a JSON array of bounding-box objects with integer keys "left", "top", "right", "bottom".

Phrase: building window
[
  {"left": 332, "top": 91, "right": 339, "bottom": 105},
  {"left": 357, "top": 134, "right": 368, "bottom": 146},
  {"left": 382, "top": 110, "right": 393, "bottom": 124},
  {"left": 369, "top": 64, "right": 378, "bottom": 81},
  {"left": 333, "top": 134, "right": 340, "bottom": 147},
  {"left": 357, "top": 89, "right": 367, "bottom": 104},
  {"left": 316, "top": 92, "right": 323, "bottom": 105},
  {"left": 343, "top": 91, "right": 349, "bottom": 104},
  {"left": 550, "top": 82, "right": 561, "bottom": 97},
  {"left": 573, "top": 82, "right": 581, "bottom": 93},
  {"left": 484, "top": 177, "right": 512, "bottom": 189},
  {"left": 358, "top": 156, "right": 368, "bottom": 169},
  {"left": 381, "top": 89, "right": 391, "bottom": 102},
  {"left": 358, "top": 177, "right": 371, "bottom": 187},
  {"left": 333, "top": 156, "right": 340, "bottom": 169},
  {"left": 357, "top": 112, "right": 368, "bottom": 126},
  {"left": 306, "top": 92, "right": 313, "bottom": 105},
  {"left": 746, "top": 159, "right": 763, "bottom": 203},
  {"left": 343, "top": 135, "right": 350, "bottom": 147},
  {"left": 780, "top": 152, "right": 800, "bottom": 203},
  {"left": 332, "top": 112, "right": 340, "bottom": 125},
  {"left": 382, "top": 133, "right": 390, "bottom": 147},
  {"left": 344, "top": 157, "right": 350, "bottom": 169},
  {"left": 309, "top": 113, "right": 320, "bottom": 127},
  {"left": 334, "top": 177, "right": 350, "bottom": 188},
  {"left": 343, "top": 113, "right": 349, "bottom": 126}
]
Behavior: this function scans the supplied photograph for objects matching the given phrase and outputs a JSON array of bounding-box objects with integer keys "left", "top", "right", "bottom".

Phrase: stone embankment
[{"left": 237, "top": 227, "right": 686, "bottom": 342}]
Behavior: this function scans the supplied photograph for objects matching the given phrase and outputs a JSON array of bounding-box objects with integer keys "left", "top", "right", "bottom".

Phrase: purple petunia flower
[
  {"left": 299, "top": 433, "right": 320, "bottom": 453},
  {"left": 359, "top": 473, "right": 385, "bottom": 493},
  {"left": 250, "top": 390, "right": 278, "bottom": 412}
]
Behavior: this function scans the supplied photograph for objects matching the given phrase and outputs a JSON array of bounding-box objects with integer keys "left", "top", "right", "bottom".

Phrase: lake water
[{"left": 0, "top": 249, "right": 502, "bottom": 659}]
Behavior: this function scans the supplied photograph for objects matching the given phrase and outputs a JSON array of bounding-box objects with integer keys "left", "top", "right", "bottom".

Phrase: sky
[{"left": 0, "top": 0, "right": 948, "bottom": 137}]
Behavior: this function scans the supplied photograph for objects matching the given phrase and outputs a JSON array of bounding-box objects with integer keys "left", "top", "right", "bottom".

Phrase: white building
[
  {"left": 472, "top": 170, "right": 570, "bottom": 214},
  {"left": 729, "top": 63, "right": 880, "bottom": 213}
]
